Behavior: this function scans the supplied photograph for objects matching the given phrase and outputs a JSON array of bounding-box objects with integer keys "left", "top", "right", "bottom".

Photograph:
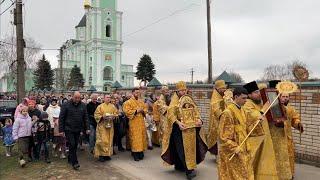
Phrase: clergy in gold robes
[
  {"left": 161, "top": 81, "right": 207, "bottom": 180},
  {"left": 94, "top": 94, "right": 118, "bottom": 162},
  {"left": 123, "top": 88, "right": 148, "bottom": 161},
  {"left": 218, "top": 87, "right": 253, "bottom": 180},
  {"left": 152, "top": 86, "right": 171, "bottom": 146},
  {"left": 243, "top": 81, "right": 279, "bottom": 180},
  {"left": 207, "top": 80, "right": 227, "bottom": 156},
  {"left": 280, "top": 92, "right": 304, "bottom": 177},
  {"left": 152, "top": 95, "right": 162, "bottom": 146},
  {"left": 266, "top": 80, "right": 292, "bottom": 180}
]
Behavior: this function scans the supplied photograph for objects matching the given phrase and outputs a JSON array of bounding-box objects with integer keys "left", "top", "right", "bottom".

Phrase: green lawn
[{"left": 0, "top": 140, "right": 81, "bottom": 180}]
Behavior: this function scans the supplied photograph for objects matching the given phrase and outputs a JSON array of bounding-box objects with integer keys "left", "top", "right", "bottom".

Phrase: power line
[
  {"left": 0, "top": 40, "right": 59, "bottom": 50},
  {"left": 0, "top": 0, "right": 6, "bottom": 5},
  {"left": 0, "top": 1, "right": 14, "bottom": 16},
  {"left": 124, "top": 3, "right": 200, "bottom": 38}
]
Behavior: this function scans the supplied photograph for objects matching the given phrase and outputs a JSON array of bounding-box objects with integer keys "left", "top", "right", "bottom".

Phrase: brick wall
[
  {"left": 289, "top": 87, "right": 320, "bottom": 165},
  {"left": 117, "top": 82, "right": 320, "bottom": 165}
]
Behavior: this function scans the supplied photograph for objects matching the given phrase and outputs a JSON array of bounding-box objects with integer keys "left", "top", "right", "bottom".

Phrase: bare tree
[
  {"left": 54, "top": 68, "right": 71, "bottom": 90},
  {"left": 261, "top": 64, "right": 288, "bottom": 81},
  {"left": 0, "top": 35, "right": 42, "bottom": 74},
  {"left": 229, "top": 71, "right": 244, "bottom": 83}
]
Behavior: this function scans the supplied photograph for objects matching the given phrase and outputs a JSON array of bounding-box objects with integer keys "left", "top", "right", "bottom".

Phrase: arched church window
[
  {"left": 106, "top": 25, "right": 111, "bottom": 37},
  {"left": 89, "top": 66, "right": 92, "bottom": 76},
  {"left": 103, "top": 66, "right": 113, "bottom": 81}
]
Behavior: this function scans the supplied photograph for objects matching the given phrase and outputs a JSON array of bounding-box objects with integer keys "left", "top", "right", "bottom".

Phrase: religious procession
[
  {"left": 1, "top": 0, "right": 320, "bottom": 180},
  {"left": 0, "top": 78, "right": 307, "bottom": 180}
]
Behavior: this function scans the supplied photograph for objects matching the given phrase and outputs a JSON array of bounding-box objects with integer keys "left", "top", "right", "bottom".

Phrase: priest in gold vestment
[
  {"left": 152, "top": 96, "right": 162, "bottom": 146},
  {"left": 243, "top": 81, "right": 279, "bottom": 180},
  {"left": 218, "top": 87, "right": 253, "bottom": 180},
  {"left": 207, "top": 80, "right": 227, "bottom": 156},
  {"left": 268, "top": 80, "right": 293, "bottom": 179},
  {"left": 123, "top": 88, "right": 148, "bottom": 161},
  {"left": 280, "top": 92, "right": 304, "bottom": 177},
  {"left": 94, "top": 95, "right": 118, "bottom": 162},
  {"left": 161, "top": 81, "right": 207, "bottom": 180},
  {"left": 152, "top": 86, "right": 171, "bottom": 146}
]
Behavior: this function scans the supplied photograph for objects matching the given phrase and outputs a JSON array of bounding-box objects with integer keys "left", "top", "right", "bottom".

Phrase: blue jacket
[{"left": 2, "top": 125, "right": 14, "bottom": 146}]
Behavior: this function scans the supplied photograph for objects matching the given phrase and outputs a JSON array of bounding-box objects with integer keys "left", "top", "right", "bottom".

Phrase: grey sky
[{"left": 1, "top": 0, "right": 319, "bottom": 84}]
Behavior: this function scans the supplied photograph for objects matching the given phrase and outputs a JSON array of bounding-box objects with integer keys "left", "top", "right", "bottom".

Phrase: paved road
[
  {"left": 107, "top": 147, "right": 320, "bottom": 180},
  {"left": 2, "top": 145, "right": 319, "bottom": 180}
]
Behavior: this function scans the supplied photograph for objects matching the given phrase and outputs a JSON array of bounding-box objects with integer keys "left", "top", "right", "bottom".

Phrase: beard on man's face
[
  {"left": 283, "top": 100, "right": 289, "bottom": 106},
  {"left": 251, "top": 98, "right": 262, "bottom": 105},
  {"left": 217, "top": 89, "right": 224, "bottom": 96},
  {"left": 165, "top": 94, "right": 171, "bottom": 106}
]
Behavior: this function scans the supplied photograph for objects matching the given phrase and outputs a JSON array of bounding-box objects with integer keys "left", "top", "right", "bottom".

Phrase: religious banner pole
[
  {"left": 299, "top": 80, "right": 302, "bottom": 143},
  {"left": 292, "top": 65, "right": 309, "bottom": 163},
  {"left": 229, "top": 81, "right": 298, "bottom": 161}
]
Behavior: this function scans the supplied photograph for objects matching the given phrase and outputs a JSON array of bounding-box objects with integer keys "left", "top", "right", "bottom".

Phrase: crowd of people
[
  {"left": 1, "top": 79, "right": 304, "bottom": 180},
  {"left": 0, "top": 90, "right": 161, "bottom": 166}
]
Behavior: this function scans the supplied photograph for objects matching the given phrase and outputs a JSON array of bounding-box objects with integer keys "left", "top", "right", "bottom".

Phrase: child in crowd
[
  {"left": 52, "top": 108, "right": 66, "bottom": 159},
  {"left": 145, "top": 110, "right": 156, "bottom": 150},
  {"left": 2, "top": 118, "right": 15, "bottom": 156},
  {"left": 33, "top": 112, "right": 51, "bottom": 163},
  {"left": 12, "top": 106, "right": 32, "bottom": 167}
]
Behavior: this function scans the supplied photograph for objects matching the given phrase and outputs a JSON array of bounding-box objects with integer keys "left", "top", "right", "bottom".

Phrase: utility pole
[
  {"left": 206, "top": 0, "right": 213, "bottom": 84},
  {"left": 59, "top": 47, "right": 64, "bottom": 91},
  {"left": 0, "top": 2, "right": 2, "bottom": 40},
  {"left": 190, "top": 68, "right": 194, "bottom": 84},
  {"left": 14, "top": 0, "right": 25, "bottom": 104}
]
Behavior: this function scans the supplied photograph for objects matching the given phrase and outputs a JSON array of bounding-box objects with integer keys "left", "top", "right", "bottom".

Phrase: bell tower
[
  {"left": 61, "top": 0, "right": 132, "bottom": 91},
  {"left": 84, "top": 0, "right": 123, "bottom": 91}
]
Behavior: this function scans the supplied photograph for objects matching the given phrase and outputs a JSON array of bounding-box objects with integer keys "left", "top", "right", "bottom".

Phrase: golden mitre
[
  {"left": 215, "top": 80, "right": 226, "bottom": 89},
  {"left": 276, "top": 81, "right": 298, "bottom": 94},
  {"left": 84, "top": 0, "right": 91, "bottom": 9},
  {"left": 258, "top": 83, "right": 267, "bottom": 90},
  {"left": 176, "top": 81, "right": 187, "bottom": 91},
  {"left": 161, "top": 85, "right": 169, "bottom": 91}
]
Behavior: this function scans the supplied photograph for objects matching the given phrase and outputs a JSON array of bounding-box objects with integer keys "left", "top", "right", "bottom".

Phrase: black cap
[
  {"left": 40, "top": 112, "right": 49, "bottom": 120},
  {"left": 51, "top": 98, "right": 58, "bottom": 103},
  {"left": 269, "top": 80, "right": 281, "bottom": 89},
  {"left": 243, "top": 81, "right": 259, "bottom": 94}
]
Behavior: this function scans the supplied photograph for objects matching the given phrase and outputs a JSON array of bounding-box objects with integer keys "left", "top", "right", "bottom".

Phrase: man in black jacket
[
  {"left": 86, "top": 94, "right": 100, "bottom": 154},
  {"left": 59, "top": 91, "right": 90, "bottom": 170}
]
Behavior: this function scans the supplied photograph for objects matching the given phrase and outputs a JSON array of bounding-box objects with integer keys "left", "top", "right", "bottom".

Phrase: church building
[{"left": 59, "top": 0, "right": 134, "bottom": 91}]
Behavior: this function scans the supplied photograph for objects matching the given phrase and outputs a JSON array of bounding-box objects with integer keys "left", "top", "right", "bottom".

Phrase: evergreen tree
[
  {"left": 33, "top": 54, "right": 54, "bottom": 90},
  {"left": 136, "top": 54, "right": 156, "bottom": 86},
  {"left": 67, "top": 65, "right": 85, "bottom": 89}
]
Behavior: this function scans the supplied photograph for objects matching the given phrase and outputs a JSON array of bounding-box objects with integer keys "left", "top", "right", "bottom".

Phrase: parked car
[{"left": 0, "top": 100, "right": 17, "bottom": 125}]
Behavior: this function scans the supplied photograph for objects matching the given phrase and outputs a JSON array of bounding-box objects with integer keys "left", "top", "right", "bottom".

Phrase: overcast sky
[{"left": 1, "top": 0, "right": 319, "bottom": 84}]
